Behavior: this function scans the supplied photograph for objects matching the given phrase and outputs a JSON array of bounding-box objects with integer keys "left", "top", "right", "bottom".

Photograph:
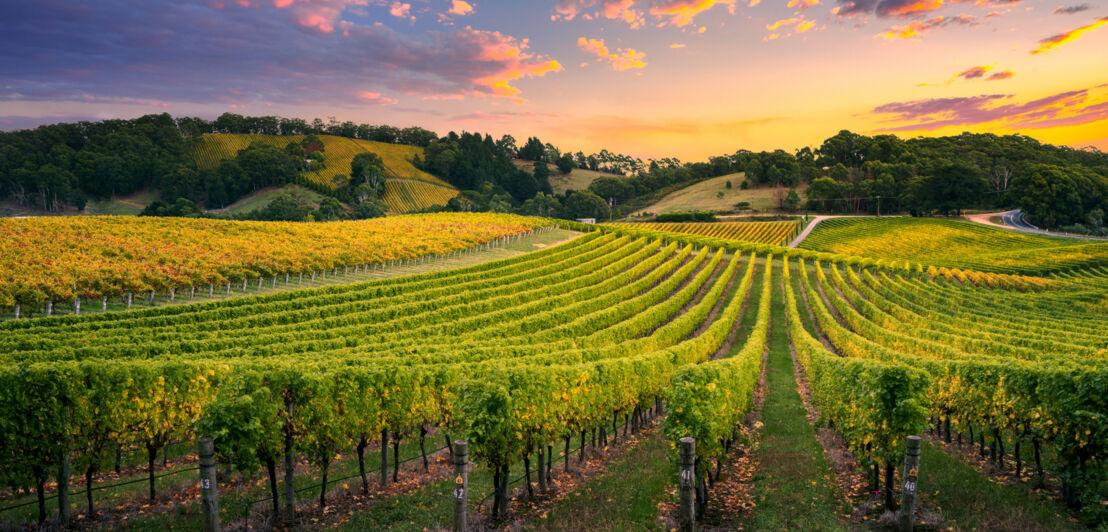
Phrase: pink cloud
[
  {"left": 450, "top": 111, "right": 558, "bottom": 122},
  {"left": 222, "top": 0, "right": 373, "bottom": 33},
  {"left": 357, "top": 91, "right": 398, "bottom": 104},
  {"left": 388, "top": 1, "right": 413, "bottom": 21},
  {"left": 462, "top": 29, "right": 564, "bottom": 100},
  {"left": 552, "top": 0, "right": 735, "bottom": 28}
]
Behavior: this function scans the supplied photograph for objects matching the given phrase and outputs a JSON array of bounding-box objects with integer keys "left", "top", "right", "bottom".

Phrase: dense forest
[{"left": 1, "top": 114, "right": 1106, "bottom": 232}]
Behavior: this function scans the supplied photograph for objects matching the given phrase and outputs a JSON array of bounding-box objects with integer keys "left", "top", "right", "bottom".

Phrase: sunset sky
[{"left": 1, "top": 0, "right": 1105, "bottom": 161}]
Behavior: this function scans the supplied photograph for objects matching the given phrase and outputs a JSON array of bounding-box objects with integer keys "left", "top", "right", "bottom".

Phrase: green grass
[
  {"left": 84, "top": 190, "right": 158, "bottom": 215},
  {"left": 69, "top": 433, "right": 451, "bottom": 531},
  {"left": 739, "top": 275, "right": 848, "bottom": 531},
  {"left": 0, "top": 440, "right": 197, "bottom": 526},
  {"left": 524, "top": 431, "right": 671, "bottom": 531},
  {"left": 513, "top": 160, "right": 624, "bottom": 195},
  {"left": 629, "top": 173, "right": 809, "bottom": 218},
  {"left": 916, "top": 440, "right": 1081, "bottom": 531},
  {"left": 207, "top": 184, "right": 326, "bottom": 215},
  {"left": 799, "top": 216, "right": 1107, "bottom": 275}
]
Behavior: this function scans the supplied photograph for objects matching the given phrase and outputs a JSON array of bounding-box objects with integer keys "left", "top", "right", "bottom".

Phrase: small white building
[{"left": 576, "top": 218, "right": 597, "bottom": 224}]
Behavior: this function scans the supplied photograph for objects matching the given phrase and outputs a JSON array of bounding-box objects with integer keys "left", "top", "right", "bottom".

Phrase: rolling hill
[
  {"left": 192, "top": 133, "right": 459, "bottom": 212},
  {"left": 631, "top": 172, "right": 808, "bottom": 216}
]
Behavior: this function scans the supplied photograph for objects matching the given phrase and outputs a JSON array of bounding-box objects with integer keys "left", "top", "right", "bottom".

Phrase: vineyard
[
  {"left": 192, "top": 133, "right": 459, "bottom": 212},
  {"left": 0, "top": 214, "right": 543, "bottom": 314},
  {"left": 1, "top": 216, "right": 1105, "bottom": 530},
  {"left": 799, "top": 217, "right": 1108, "bottom": 276},
  {"left": 609, "top": 220, "right": 801, "bottom": 246}
]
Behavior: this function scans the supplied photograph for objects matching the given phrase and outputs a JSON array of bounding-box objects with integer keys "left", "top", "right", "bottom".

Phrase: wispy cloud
[
  {"left": 954, "top": 65, "right": 990, "bottom": 80},
  {"left": 872, "top": 87, "right": 1108, "bottom": 131},
  {"left": 552, "top": 0, "right": 737, "bottom": 28},
  {"left": 788, "top": 0, "right": 821, "bottom": 9},
  {"left": 876, "top": 14, "right": 976, "bottom": 39},
  {"left": 1053, "top": 4, "right": 1090, "bottom": 15},
  {"left": 835, "top": 0, "right": 1021, "bottom": 19},
  {"left": 1030, "top": 16, "right": 1108, "bottom": 54},
  {"left": 450, "top": 110, "right": 557, "bottom": 122}
]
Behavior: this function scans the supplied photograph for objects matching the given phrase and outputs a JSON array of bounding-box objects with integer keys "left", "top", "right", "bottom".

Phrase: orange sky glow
[{"left": 0, "top": 0, "right": 1105, "bottom": 161}]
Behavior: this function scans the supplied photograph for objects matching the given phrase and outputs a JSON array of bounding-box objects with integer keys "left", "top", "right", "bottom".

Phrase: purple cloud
[
  {"left": 1053, "top": 4, "right": 1091, "bottom": 15},
  {"left": 836, "top": 0, "right": 1021, "bottom": 19},
  {"left": 0, "top": 0, "right": 562, "bottom": 108},
  {"left": 872, "top": 88, "right": 1106, "bottom": 131}
]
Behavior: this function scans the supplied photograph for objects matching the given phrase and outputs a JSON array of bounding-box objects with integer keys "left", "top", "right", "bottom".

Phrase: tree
[
  {"left": 1009, "top": 164, "right": 1106, "bottom": 228},
  {"left": 518, "top": 192, "right": 561, "bottom": 217},
  {"left": 561, "top": 190, "right": 610, "bottom": 220},
  {"left": 532, "top": 161, "right": 551, "bottom": 183},
  {"left": 253, "top": 192, "right": 311, "bottom": 221},
  {"left": 589, "top": 177, "right": 632, "bottom": 206},
  {"left": 313, "top": 197, "right": 345, "bottom": 221},
  {"left": 351, "top": 199, "right": 387, "bottom": 219},
  {"left": 784, "top": 189, "right": 800, "bottom": 211},
  {"left": 495, "top": 135, "right": 517, "bottom": 156},
  {"left": 301, "top": 135, "right": 325, "bottom": 157},
  {"left": 817, "top": 130, "right": 871, "bottom": 168},
  {"left": 806, "top": 177, "right": 843, "bottom": 212},
  {"left": 924, "top": 162, "right": 987, "bottom": 216},
  {"left": 140, "top": 198, "right": 202, "bottom": 217},
  {"left": 555, "top": 153, "right": 575, "bottom": 174},
  {"left": 518, "top": 137, "right": 545, "bottom": 161},
  {"left": 350, "top": 153, "right": 385, "bottom": 198}
]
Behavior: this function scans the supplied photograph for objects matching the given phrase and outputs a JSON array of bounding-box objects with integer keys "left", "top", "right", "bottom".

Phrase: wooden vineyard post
[
  {"left": 198, "top": 437, "right": 221, "bottom": 532},
  {"left": 679, "top": 437, "right": 696, "bottom": 532},
  {"left": 57, "top": 449, "right": 70, "bottom": 526},
  {"left": 452, "top": 440, "right": 468, "bottom": 532},
  {"left": 899, "top": 436, "right": 921, "bottom": 532}
]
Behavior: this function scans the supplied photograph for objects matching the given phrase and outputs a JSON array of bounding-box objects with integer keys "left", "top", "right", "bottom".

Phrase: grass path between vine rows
[
  {"left": 519, "top": 430, "right": 671, "bottom": 531},
  {"left": 738, "top": 275, "right": 848, "bottom": 531},
  {"left": 914, "top": 439, "right": 1085, "bottom": 531}
]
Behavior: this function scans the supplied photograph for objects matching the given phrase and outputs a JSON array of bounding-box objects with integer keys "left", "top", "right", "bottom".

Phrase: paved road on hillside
[
  {"left": 967, "top": 209, "right": 1108, "bottom": 241},
  {"left": 788, "top": 216, "right": 832, "bottom": 248}
]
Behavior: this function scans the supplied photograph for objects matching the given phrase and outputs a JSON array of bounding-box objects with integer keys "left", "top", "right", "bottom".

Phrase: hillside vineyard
[{"left": 1, "top": 219, "right": 1106, "bottom": 527}]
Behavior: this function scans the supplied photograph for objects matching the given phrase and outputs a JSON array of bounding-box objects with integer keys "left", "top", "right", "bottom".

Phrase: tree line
[
  {"left": 0, "top": 113, "right": 425, "bottom": 220},
  {"left": 2, "top": 113, "right": 1105, "bottom": 232}
]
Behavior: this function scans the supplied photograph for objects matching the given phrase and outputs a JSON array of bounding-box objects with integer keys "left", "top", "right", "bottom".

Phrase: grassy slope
[
  {"left": 208, "top": 184, "right": 327, "bottom": 215},
  {"left": 1, "top": 190, "right": 158, "bottom": 217},
  {"left": 916, "top": 440, "right": 1083, "bottom": 531},
  {"left": 526, "top": 431, "right": 671, "bottom": 531},
  {"left": 798, "top": 216, "right": 1108, "bottom": 275},
  {"left": 192, "top": 133, "right": 458, "bottom": 212},
  {"left": 630, "top": 173, "right": 809, "bottom": 217},
  {"left": 513, "top": 159, "right": 623, "bottom": 195},
  {"left": 740, "top": 271, "right": 847, "bottom": 530}
]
